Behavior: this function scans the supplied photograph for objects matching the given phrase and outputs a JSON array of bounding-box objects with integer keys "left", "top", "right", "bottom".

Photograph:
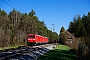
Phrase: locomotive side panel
[{"left": 35, "top": 35, "right": 40, "bottom": 43}]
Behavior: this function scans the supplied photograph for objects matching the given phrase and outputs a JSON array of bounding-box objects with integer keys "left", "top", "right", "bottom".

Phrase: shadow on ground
[{"left": 38, "top": 49, "right": 79, "bottom": 60}]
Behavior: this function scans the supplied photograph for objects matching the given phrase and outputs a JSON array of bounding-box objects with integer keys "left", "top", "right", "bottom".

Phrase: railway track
[{"left": 0, "top": 44, "right": 55, "bottom": 60}]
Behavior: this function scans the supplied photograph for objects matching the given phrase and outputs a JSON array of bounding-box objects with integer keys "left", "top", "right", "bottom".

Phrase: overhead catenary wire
[
  {"left": 2, "top": 0, "right": 25, "bottom": 13},
  {"left": 8, "top": 0, "right": 25, "bottom": 12},
  {"left": 2, "top": 0, "right": 15, "bottom": 9}
]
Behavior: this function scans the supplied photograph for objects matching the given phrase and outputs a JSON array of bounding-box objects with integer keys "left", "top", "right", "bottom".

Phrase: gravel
[{"left": 0, "top": 44, "right": 56, "bottom": 60}]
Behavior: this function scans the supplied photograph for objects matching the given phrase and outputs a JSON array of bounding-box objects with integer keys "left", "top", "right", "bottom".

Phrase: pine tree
[{"left": 60, "top": 26, "right": 65, "bottom": 33}]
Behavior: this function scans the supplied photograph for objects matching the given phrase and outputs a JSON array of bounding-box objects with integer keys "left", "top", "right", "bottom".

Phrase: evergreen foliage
[
  {"left": 60, "top": 26, "right": 65, "bottom": 33},
  {"left": 0, "top": 9, "right": 59, "bottom": 47},
  {"left": 67, "top": 12, "right": 90, "bottom": 59}
]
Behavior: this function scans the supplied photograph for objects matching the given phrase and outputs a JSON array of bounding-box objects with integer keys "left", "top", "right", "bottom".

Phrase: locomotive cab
[
  {"left": 28, "top": 34, "right": 36, "bottom": 45},
  {"left": 28, "top": 35, "right": 35, "bottom": 42}
]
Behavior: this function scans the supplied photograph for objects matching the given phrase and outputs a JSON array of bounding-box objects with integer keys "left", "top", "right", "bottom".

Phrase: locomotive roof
[{"left": 28, "top": 34, "right": 48, "bottom": 38}]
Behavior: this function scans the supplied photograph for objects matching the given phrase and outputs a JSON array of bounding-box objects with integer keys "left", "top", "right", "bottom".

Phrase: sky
[{"left": 0, "top": 0, "right": 90, "bottom": 34}]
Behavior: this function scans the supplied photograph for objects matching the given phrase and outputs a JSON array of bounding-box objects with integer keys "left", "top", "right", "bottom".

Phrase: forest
[
  {"left": 67, "top": 12, "right": 90, "bottom": 59},
  {"left": 59, "top": 12, "right": 90, "bottom": 60},
  {"left": 0, "top": 9, "right": 58, "bottom": 47}
]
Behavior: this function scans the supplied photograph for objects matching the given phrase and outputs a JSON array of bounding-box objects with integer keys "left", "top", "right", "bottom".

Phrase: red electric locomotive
[{"left": 27, "top": 34, "right": 48, "bottom": 45}]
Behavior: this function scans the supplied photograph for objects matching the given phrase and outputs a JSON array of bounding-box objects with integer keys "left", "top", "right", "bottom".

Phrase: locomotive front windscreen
[{"left": 29, "top": 35, "right": 35, "bottom": 38}]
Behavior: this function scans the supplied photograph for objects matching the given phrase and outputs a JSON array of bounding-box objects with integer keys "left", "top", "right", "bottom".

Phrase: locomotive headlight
[
  {"left": 28, "top": 39, "right": 30, "bottom": 40},
  {"left": 33, "top": 39, "right": 35, "bottom": 40}
]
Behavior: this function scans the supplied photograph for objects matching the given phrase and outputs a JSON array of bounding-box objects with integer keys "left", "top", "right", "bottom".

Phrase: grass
[
  {"left": 0, "top": 45, "right": 25, "bottom": 50},
  {"left": 38, "top": 44, "right": 79, "bottom": 60},
  {"left": 54, "top": 44, "right": 70, "bottom": 51}
]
